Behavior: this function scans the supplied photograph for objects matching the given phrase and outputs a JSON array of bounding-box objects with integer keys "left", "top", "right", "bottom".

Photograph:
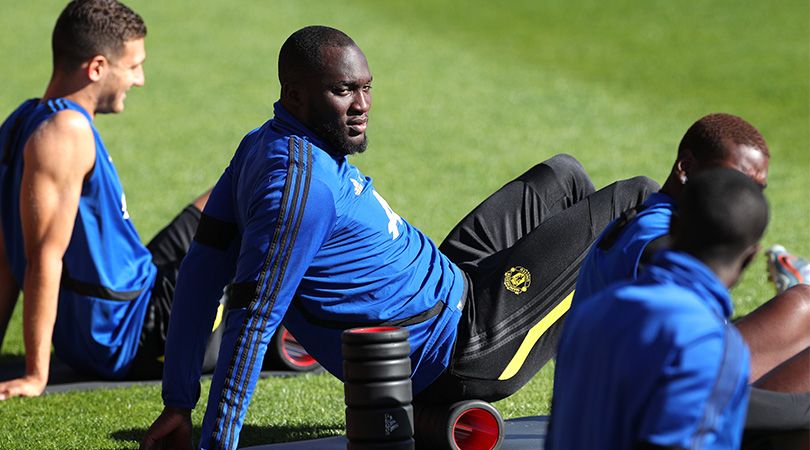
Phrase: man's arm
[
  {"left": 0, "top": 110, "right": 95, "bottom": 400},
  {"left": 195, "top": 176, "right": 336, "bottom": 450},
  {"left": 141, "top": 167, "right": 241, "bottom": 450},
  {"left": 0, "top": 224, "right": 21, "bottom": 351}
]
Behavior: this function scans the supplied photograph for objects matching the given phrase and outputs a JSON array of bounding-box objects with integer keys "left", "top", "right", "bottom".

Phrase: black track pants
[{"left": 417, "top": 154, "right": 659, "bottom": 403}]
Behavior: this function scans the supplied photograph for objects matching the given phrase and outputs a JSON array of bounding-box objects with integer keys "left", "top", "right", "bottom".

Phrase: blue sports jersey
[
  {"left": 161, "top": 103, "right": 465, "bottom": 450},
  {"left": 547, "top": 250, "right": 750, "bottom": 449},
  {"left": 573, "top": 192, "right": 675, "bottom": 305},
  {"left": 0, "top": 98, "right": 157, "bottom": 378}
]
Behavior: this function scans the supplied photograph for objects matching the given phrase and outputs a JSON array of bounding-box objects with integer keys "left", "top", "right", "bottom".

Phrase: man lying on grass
[
  {"left": 141, "top": 25, "right": 656, "bottom": 449},
  {"left": 0, "top": 0, "right": 215, "bottom": 399},
  {"left": 570, "top": 113, "right": 810, "bottom": 443},
  {"left": 548, "top": 168, "right": 767, "bottom": 449}
]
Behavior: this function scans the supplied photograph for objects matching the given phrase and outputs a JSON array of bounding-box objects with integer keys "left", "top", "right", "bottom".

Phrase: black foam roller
[
  {"left": 347, "top": 439, "right": 415, "bottom": 450},
  {"left": 345, "top": 379, "right": 413, "bottom": 407},
  {"left": 342, "top": 340, "right": 411, "bottom": 361},
  {"left": 344, "top": 357, "right": 411, "bottom": 382},
  {"left": 346, "top": 404, "right": 414, "bottom": 441},
  {"left": 414, "top": 400, "right": 504, "bottom": 450},
  {"left": 342, "top": 326, "right": 410, "bottom": 345}
]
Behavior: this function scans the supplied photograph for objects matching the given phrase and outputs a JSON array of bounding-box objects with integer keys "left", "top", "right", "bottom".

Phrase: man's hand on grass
[
  {"left": 0, "top": 374, "right": 47, "bottom": 400},
  {"left": 140, "top": 406, "right": 193, "bottom": 450}
]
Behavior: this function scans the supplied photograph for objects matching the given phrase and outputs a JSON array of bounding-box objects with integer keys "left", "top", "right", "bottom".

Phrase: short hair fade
[
  {"left": 278, "top": 25, "right": 357, "bottom": 86},
  {"left": 678, "top": 113, "right": 770, "bottom": 162},
  {"left": 52, "top": 0, "right": 146, "bottom": 71}
]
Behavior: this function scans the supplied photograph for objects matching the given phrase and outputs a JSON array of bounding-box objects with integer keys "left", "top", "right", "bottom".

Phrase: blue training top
[
  {"left": 0, "top": 98, "right": 157, "bottom": 378},
  {"left": 548, "top": 250, "right": 750, "bottom": 449},
  {"left": 573, "top": 191, "right": 675, "bottom": 305},
  {"left": 161, "top": 103, "right": 465, "bottom": 450}
]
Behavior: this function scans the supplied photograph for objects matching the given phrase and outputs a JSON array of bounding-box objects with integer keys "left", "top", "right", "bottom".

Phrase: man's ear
[
  {"left": 85, "top": 55, "right": 108, "bottom": 82},
  {"left": 281, "top": 82, "right": 308, "bottom": 119},
  {"left": 675, "top": 151, "right": 693, "bottom": 184},
  {"left": 281, "top": 82, "right": 297, "bottom": 103}
]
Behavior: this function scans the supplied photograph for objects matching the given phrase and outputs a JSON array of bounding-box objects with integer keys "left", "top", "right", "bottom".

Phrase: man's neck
[
  {"left": 660, "top": 174, "right": 683, "bottom": 205},
  {"left": 41, "top": 74, "right": 97, "bottom": 119}
]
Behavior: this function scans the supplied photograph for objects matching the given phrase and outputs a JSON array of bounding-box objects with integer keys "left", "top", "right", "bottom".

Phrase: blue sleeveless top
[{"left": 0, "top": 98, "right": 157, "bottom": 378}]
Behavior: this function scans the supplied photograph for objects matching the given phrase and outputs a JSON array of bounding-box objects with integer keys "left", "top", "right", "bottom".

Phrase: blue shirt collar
[
  {"left": 648, "top": 249, "right": 734, "bottom": 319},
  {"left": 644, "top": 191, "right": 676, "bottom": 208},
  {"left": 271, "top": 102, "right": 338, "bottom": 158}
]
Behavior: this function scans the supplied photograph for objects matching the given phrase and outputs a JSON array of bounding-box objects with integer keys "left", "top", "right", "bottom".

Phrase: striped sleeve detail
[
  {"left": 209, "top": 137, "right": 313, "bottom": 450},
  {"left": 689, "top": 326, "right": 747, "bottom": 449}
]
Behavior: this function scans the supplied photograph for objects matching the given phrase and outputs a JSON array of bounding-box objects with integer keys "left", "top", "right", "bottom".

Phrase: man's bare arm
[
  {"left": 0, "top": 224, "right": 20, "bottom": 351},
  {"left": 0, "top": 110, "right": 95, "bottom": 399}
]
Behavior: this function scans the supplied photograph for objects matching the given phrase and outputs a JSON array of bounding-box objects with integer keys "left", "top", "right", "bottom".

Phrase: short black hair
[
  {"left": 678, "top": 113, "right": 770, "bottom": 162},
  {"left": 675, "top": 167, "right": 768, "bottom": 263},
  {"left": 52, "top": 0, "right": 146, "bottom": 71},
  {"left": 278, "top": 25, "right": 357, "bottom": 86}
]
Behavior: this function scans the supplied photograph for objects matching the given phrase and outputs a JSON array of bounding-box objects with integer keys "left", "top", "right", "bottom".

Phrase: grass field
[{"left": 0, "top": 1, "right": 808, "bottom": 448}]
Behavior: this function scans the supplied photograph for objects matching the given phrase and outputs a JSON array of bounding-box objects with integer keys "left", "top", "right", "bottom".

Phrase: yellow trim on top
[
  {"left": 212, "top": 303, "right": 224, "bottom": 331},
  {"left": 158, "top": 304, "right": 225, "bottom": 364},
  {"left": 497, "top": 290, "right": 574, "bottom": 381}
]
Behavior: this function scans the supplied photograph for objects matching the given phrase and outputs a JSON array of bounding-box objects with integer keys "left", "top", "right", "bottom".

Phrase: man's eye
[{"left": 333, "top": 88, "right": 350, "bottom": 96}]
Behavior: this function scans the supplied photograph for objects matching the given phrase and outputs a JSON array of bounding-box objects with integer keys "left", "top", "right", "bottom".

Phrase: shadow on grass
[
  {"left": 0, "top": 354, "right": 25, "bottom": 381},
  {"left": 0, "top": 354, "right": 24, "bottom": 364},
  {"left": 108, "top": 423, "right": 343, "bottom": 449}
]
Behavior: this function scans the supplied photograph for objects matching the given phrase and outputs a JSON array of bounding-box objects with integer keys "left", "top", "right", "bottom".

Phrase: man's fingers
[
  {"left": 140, "top": 409, "right": 193, "bottom": 450},
  {"left": 0, "top": 379, "right": 25, "bottom": 400},
  {"left": 138, "top": 435, "right": 157, "bottom": 450},
  {"left": 168, "top": 424, "right": 193, "bottom": 450},
  {"left": 140, "top": 419, "right": 171, "bottom": 450},
  {"left": 140, "top": 428, "right": 166, "bottom": 450},
  {"left": 0, "top": 376, "right": 47, "bottom": 400}
]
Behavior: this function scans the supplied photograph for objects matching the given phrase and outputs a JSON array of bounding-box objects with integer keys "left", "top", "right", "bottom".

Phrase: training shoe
[{"left": 765, "top": 245, "right": 810, "bottom": 294}]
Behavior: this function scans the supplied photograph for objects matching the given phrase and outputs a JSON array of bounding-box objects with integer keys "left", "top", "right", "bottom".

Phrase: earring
[{"left": 680, "top": 174, "right": 687, "bottom": 184}]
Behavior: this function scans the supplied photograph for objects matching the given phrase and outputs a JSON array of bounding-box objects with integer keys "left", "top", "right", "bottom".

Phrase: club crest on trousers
[{"left": 504, "top": 266, "right": 531, "bottom": 294}]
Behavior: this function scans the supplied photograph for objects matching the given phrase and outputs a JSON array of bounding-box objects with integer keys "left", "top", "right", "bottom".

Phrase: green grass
[{"left": 0, "top": 0, "right": 808, "bottom": 448}]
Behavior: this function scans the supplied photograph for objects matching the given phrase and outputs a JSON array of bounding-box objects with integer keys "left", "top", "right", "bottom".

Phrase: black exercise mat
[
  {"left": 241, "top": 415, "right": 548, "bottom": 449},
  {"left": 0, "top": 356, "right": 318, "bottom": 394}
]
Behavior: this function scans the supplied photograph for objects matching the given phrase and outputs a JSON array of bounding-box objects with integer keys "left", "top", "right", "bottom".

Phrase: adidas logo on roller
[{"left": 384, "top": 413, "right": 400, "bottom": 435}]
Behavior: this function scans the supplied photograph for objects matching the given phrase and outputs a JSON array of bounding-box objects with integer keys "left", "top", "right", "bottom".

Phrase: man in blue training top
[
  {"left": 548, "top": 167, "right": 768, "bottom": 449},
  {"left": 141, "top": 26, "right": 657, "bottom": 449},
  {"left": 0, "top": 0, "right": 214, "bottom": 398},
  {"left": 573, "top": 114, "right": 810, "bottom": 436}
]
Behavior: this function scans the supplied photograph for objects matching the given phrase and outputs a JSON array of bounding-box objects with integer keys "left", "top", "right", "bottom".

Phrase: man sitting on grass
[
  {"left": 0, "top": 0, "right": 214, "bottom": 399},
  {"left": 548, "top": 168, "right": 767, "bottom": 449},
  {"left": 140, "top": 25, "right": 657, "bottom": 450},
  {"left": 572, "top": 113, "right": 810, "bottom": 438}
]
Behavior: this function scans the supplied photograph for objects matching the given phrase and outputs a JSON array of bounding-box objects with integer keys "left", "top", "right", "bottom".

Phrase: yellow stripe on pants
[{"left": 497, "top": 290, "right": 574, "bottom": 380}]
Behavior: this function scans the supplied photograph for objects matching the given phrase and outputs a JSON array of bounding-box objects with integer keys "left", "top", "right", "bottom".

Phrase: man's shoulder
[
  {"left": 615, "top": 280, "right": 728, "bottom": 344},
  {"left": 38, "top": 108, "right": 93, "bottom": 139},
  {"left": 633, "top": 196, "right": 675, "bottom": 231},
  {"left": 2, "top": 99, "right": 92, "bottom": 151},
  {"left": 236, "top": 130, "right": 336, "bottom": 178},
  {"left": 232, "top": 131, "right": 340, "bottom": 202},
  {"left": 25, "top": 108, "right": 95, "bottom": 173}
]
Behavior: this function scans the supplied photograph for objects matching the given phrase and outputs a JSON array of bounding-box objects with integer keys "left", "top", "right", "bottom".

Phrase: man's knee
[
  {"left": 545, "top": 153, "right": 588, "bottom": 181},
  {"left": 615, "top": 175, "right": 659, "bottom": 205},
  {"left": 622, "top": 175, "right": 659, "bottom": 195},
  {"left": 518, "top": 153, "right": 592, "bottom": 193},
  {"left": 783, "top": 284, "right": 810, "bottom": 315}
]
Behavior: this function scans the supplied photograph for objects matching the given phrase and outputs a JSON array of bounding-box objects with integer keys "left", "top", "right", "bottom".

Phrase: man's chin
[
  {"left": 315, "top": 124, "right": 368, "bottom": 155},
  {"left": 343, "top": 135, "right": 368, "bottom": 155},
  {"left": 95, "top": 103, "right": 125, "bottom": 115}
]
